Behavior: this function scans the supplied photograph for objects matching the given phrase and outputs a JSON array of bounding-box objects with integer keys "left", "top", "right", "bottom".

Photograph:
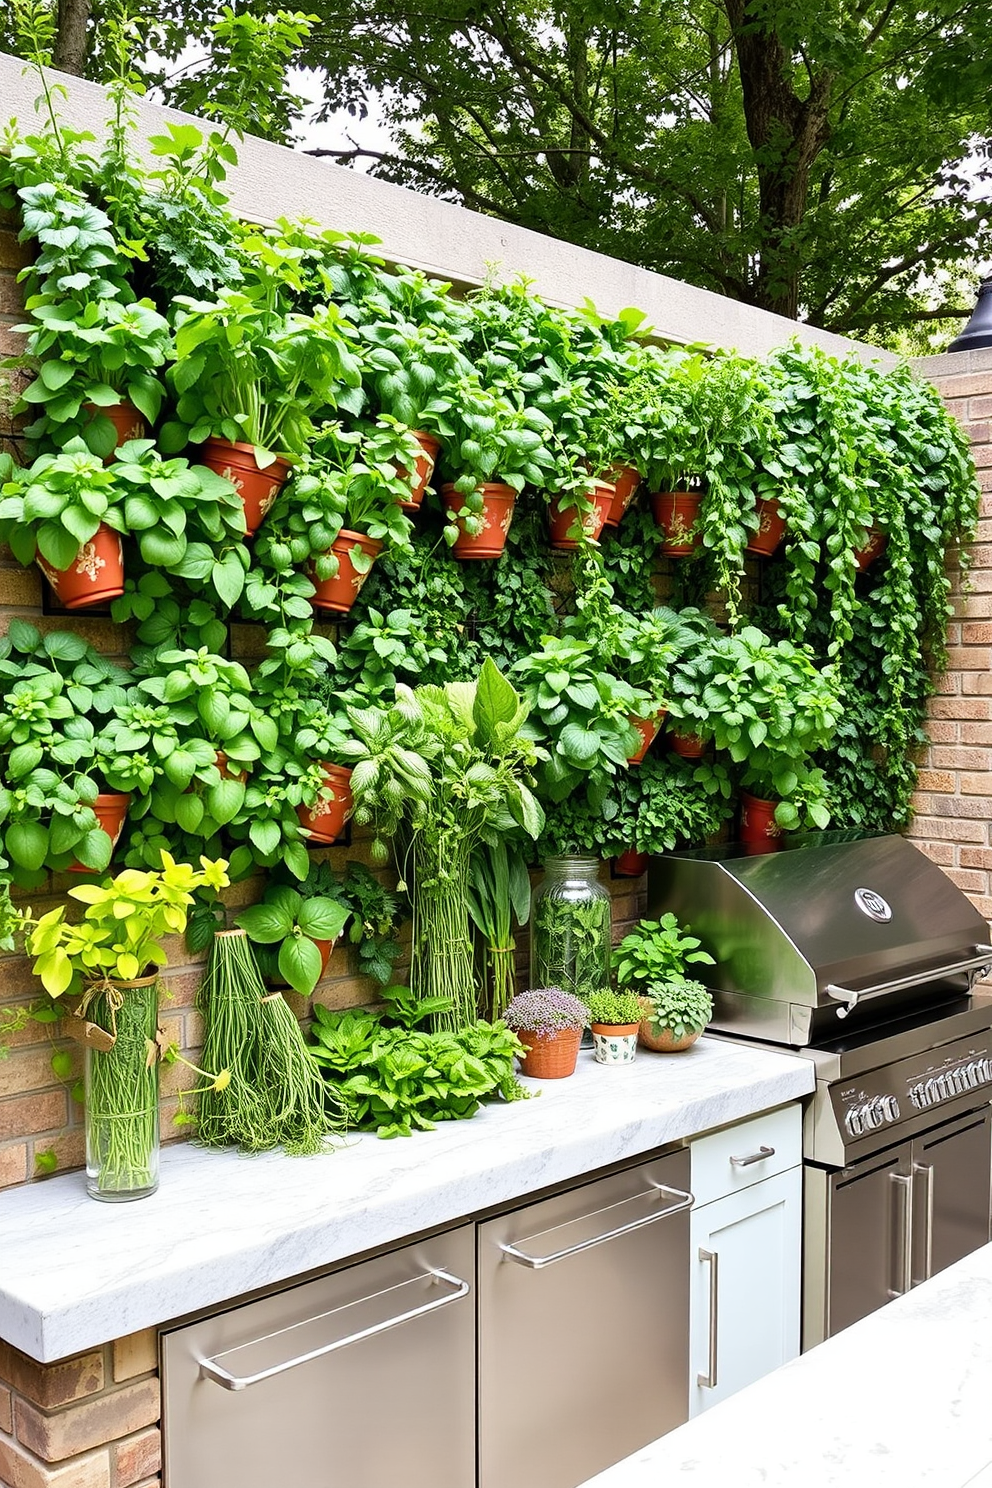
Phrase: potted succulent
[
  {"left": 502, "top": 986, "right": 588, "bottom": 1079},
  {"left": 637, "top": 979, "right": 714, "bottom": 1052},
  {"left": 586, "top": 988, "right": 643, "bottom": 1065},
  {"left": 161, "top": 287, "right": 364, "bottom": 534},
  {"left": 235, "top": 883, "right": 350, "bottom": 996},
  {"left": 21, "top": 852, "right": 229, "bottom": 1200}
]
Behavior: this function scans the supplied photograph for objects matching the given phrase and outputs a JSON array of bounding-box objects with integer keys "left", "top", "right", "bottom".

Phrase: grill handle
[{"left": 826, "top": 945, "right": 992, "bottom": 1019}]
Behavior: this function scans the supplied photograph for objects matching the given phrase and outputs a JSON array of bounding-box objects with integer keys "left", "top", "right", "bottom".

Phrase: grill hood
[{"left": 648, "top": 832, "right": 992, "bottom": 1045}]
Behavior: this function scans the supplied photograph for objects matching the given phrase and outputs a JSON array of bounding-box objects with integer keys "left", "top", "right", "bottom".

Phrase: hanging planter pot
[
  {"left": 442, "top": 483, "right": 516, "bottom": 560},
  {"left": 67, "top": 793, "right": 131, "bottom": 874},
  {"left": 297, "top": 763, "right": 353, "bottom": 845},
  {"left": 199, "top": 438, "right": 292, "bottom": 537},
  {"left": 310, "top": 531, "right": 384, "bottom": 615},
  {"left": 603, "top": 466, "right": 642, "bottom": 527},
  {"left": 215, "top": 751, "right": 248, "bottom": 785},
  {"left": 651, "top": 490, "right": 703, "bottom": 556},
  {"left": 669, "top": 727, "right": 706, "bottom": 760},
  {"left": 739, "top": 790, "right": 784, "bottom": 853},
  {"left": 36, "top": 524, "right": 125, "bottom": 610},
  {"left": 613, "top": 848, "right": 649, "bottom": 878},
  {"left": 516, "top": 1027, "right": 582, "bottom": 1079},
  {"left": 745, "top": 497, "right": 787, "bottom": 557},
  {"left": 83, "top": 400, "right": 148, "bottom": 461},
  {"left": 548, "top": 480, "right": 615, "bottom": 549},
  {"left": 626, "top": 711, "right": 666, "bottom": 765},
  {"left": 398, "top": 431, "right": 441, "bottom": 511},
  {"left": 81, "top": 972, "right": 161, "bottom": 1202},
  {"left": 854, "top": 526, "right": 887, "bottom": 571}
]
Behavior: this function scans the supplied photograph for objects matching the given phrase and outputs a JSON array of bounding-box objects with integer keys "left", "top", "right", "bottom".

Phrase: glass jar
[
  {"left": 84, "top": 975, "right": 160, "bottom": 1202},
  {"left": 529, "top": 856, "right": 612, "bottom": 1006}
]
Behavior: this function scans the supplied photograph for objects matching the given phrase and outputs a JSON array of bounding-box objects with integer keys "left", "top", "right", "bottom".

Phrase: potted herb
[
  {"left": 614, "top": 913, "right": 715, "bottom": 996},
  {"left": 503, "top": 986, "right": 588, "bottom": 1079},
  {"left": 637, "top": 979, "right": 714, "bottom": 1052},
  {"left": 22, "top": 852, "right": 229, "bottom": 1200},
  {"left": 235, "top": 883, "right": 350, "bottom": 996},
  {"left": 586, "top": 988, "right": 643, "bottom": 1065}
]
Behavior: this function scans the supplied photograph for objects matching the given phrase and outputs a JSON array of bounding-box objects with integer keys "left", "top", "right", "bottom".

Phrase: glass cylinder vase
[
  {"left": 529, "top": 856, "right": 612, "bottom": 1006},
  {"left": 84, "top": 974, "right": 160, "bottom": 1202}
]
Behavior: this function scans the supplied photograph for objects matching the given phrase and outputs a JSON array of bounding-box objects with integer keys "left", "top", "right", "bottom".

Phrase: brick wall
[
  {"left": 0, "top": 1329, "right": 160, "bottom": 1488},
  {"left": 907, "top": 347, "right": 992, "bottom": 920}
]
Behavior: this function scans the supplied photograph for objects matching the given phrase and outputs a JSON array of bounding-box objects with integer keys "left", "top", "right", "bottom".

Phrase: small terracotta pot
[
  {"left": 651, "top": 490, "right": 703, "bottom": 555},
  {"left": 613, "top": 848, "right": 649, "bottom": 878},
  {"left": 548, "top": 480, "right": 615, "bottom": 549},
  {"left": 67, "top": 792, "right": 131, "bottom": 874},
  {"left": 669, "top": 728, "right": 706, "bottom": 760},
  {"left": 199, "top": 438, "right": 291, "bottom": 537},
  {"left": 310, "top": 531, "right": 384, "bottom": 614},
  {"left": 854, "top": 526, "right": 887, "bottom": 571},
  {"left": 637, "top": 999, "right": 702, "bottom": 1053},
  {"left": 297, "top": 764, "right": 353, "bottom": 845},
  {"left": 745, "top": 497, "right": 787, "bottom": 557},
  {"left": 314, "top": 939, "right": 335, "bottom": 980},
  {"left": 84, "top": 400, "right": 148, "bottom": 460},
  {"left": 397, "top": 431, "right": 441, "bottom": 510},
  {"left": 36, "top": 524, "right": 124, "bottom": 610},
  {"left": 626, "top": 712, "right": 666, "bottom": 765},
  {"left": 603, "top": 466, "right": 642, "bottom": 526},
  {"left": 441, "top": 483, "right": 517, "bottom": 559},
  {"left": 591, "top": 1023, "right": 639, "bottom": 1065},
  {"left": 516, "top": 1026, "right": 582, "bottom": 1079},
  {"left": 215, "top": 751, "right": 248, "bottom": 785},
  {"left": 739, "top": 790, "right": 783, "bottom": 853}
]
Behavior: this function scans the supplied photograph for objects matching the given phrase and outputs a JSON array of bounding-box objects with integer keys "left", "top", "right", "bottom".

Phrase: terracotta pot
[
  {"left": 397, "top": 431, "right": 441, "bottom": 510},
  {"left": 83, "top": 400, "right": 148, "bottom": 460},
  {"left": 314, "top": 939, "right": 335, "bottom": 980},
  {"left": 637, "top": 999, "right": 702, "bottom": 1053},
  {"left": 651, "top": 490, "right": 703, "bottom": 555},
  {"left": 745, "top": 497, "right": 787, "bottom": 557},
  {"left": 515, "top": 1026, "right": 582, "bottom": 1079},
  {"left": 613, "top": 848, "right": 649, "bottom": 878},
  {"left": 626, "top": 711, "right": 666, "bottom": 765},
  {"left": 603, "top": 465, "right": 642, "bottom": 526},
  {"left": 548, "top": 480, "right": 615, "bottom": 549},
  {"left": 739, "top": 790, "right": 783, "bottom": 853},
  {"left": 199, "top": 438, "right": 292, "bottom": 537},
  {"left": 441, "top": 483, "right": 516, "bottom": 559},
  {"left": 591, "top": 1023, "right": 640, "bottom": 1065},
  {"left": 36, "top": 524, "right": 124, "bottom": 610},
  {"left": 67, "top": 793, "right": 131, "bottom": 874},
  {"left": 297, "top": 764, "right": 353, "bottom": 845},
  {"left": 669, "top": 728, "right": 706, "bottom": 760},
  {"left": 310, "top": 531, "right": 384, "bottom": 614},
  {"left": 215, "top": 751, "right": 248, "bottom": 785},
  {"left": 854, "top": 526, "right": 887, "bottom": 571}
]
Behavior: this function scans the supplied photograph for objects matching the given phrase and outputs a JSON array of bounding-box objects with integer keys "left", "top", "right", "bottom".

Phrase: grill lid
[{"left": 649, "top": 832, "right": 992, "bottom": 1045}]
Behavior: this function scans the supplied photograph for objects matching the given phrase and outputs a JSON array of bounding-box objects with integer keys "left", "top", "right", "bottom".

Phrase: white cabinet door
[{"left": 689, "top": 1167, "right": 801, "bottom": 1416}]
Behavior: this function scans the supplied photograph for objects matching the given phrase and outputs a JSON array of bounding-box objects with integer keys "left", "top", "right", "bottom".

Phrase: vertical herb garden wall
[{"left": 0, "top": 53, "right": 980, "bottom": 1031}]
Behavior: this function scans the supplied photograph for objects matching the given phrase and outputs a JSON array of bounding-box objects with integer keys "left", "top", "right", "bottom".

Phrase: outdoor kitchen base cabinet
[
  {"left": 478, "top": 1148, "right": 692, "bottom": 1488},
  {"left": 161, "top": 1224, "right": 475, "bottom": 1488}
]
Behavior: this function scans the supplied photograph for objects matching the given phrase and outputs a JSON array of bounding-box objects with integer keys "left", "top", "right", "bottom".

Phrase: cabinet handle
[
  {"left": 499, "top": 1182, "right": 693, "bottom": 1269},
  {"left": 913, "top": 1162, "right": 934, "bottom": 1284},
  {"left": 889, "top": 1172, "right": 913, "bottom": 1298},
  {"left": 729, "top": 1145, "right": 775, "bottom": 1168},
  {"left": 198, "top": 1268, "right": 470, "bottom": 1391},
  {"left": 697, "top": 1248, "right": 719, "bottom": 1389}
]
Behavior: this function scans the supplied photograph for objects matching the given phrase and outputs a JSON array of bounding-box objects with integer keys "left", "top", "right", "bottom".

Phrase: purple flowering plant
[{"left": 503, "top": 986, "right": 588, "bottom": 1039}]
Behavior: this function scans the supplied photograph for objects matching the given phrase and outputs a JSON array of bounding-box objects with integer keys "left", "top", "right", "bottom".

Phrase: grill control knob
[
  {"left": 863, "top": 1100, "right": 885, "bottom": 1130},
  {"left": 927, "top": 1074, "right": 950, "bottom": 1103},
  {"left": 974, "top": 1058, "right": 992, "bottom": 1084},
  {"left": 962, "top": 1062, "right": 982, "bottom": 1089},
  {"left": 881, "top": 1095, "right": 901, "bottom": 1121},
  {"left": 909, "top": 1082, "right": 926, "bottom": 1110},
  {"left": 845, "top": 1106, "right": 866, "bottom": 1137}
]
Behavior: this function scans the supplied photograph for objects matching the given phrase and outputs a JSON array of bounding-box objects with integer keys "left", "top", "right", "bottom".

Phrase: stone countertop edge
[
  {"left": 581, "top": 1236, "right": 992, "bottom": 1488},
  {"left": 0, "top": 1037, "right": 812, "bottom": 1363}
]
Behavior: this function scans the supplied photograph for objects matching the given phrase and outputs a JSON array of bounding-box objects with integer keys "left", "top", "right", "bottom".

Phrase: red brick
[
  {"left": 938, "top": 372, "right": 992, "bottom": 398},
  {"left": 916, "top": 769, "right": 955, "bottom": 792},
  {"left": 907, "top": 814, "right": 987, "bottom": 841},
  {"left": 929, "top": 747, "right": 992, "bottom": 770},
  {"left": 112, "top": 1334, "right": 157, "bottom": 1386},
  {"left": 961, "top": 772, "right": 992, "bottom": 794},
  {"left": 973, "top": 445, "right": 992, "bottom": 469},
  {"left": 964, "top": 895, "right": 992, "bottom": 921},
  {"left": 961, "top": 723, "right": 992, "bottom": 745},
  {"left": 922, "top": 721, "right": 958, "bottom": 743},
  {"left": 112, "top": 1428, "right": 160, "bottom": 1488},
  {"left": 0, "top": 277, "right": 24, "bottom": 315},
  {"left": 0, "top": 1048, "right": 68, "bottom": 1100},
  {"left": 912, "top": 841, "right": 955, "bottom": 866},
  {"left": 0, "top": 1344, "right": 105, "bottom": 1411},
  {"left": 930, "top": 698, "right": 992, "bottom": 720},
  {"left": 962, "top": 622, "right": 992, "bottom": 644},
  {"left": 970, "top": 396, "right": 992, "bottom": 420},
  {"left": 952, "top": 593, "right": 992, "bottom": 618},
  {"left": 0, "top": 1439, "right": 111, "bottom": 1488},
  {"left": 0, "top": 566, "right": 42, "bottom": 607},
  {"left": 960, "top": 848, "right": 992, "bottom": 870},
  {"left": 0, "top": 1090, "right": 67, "bottom": 1141},
  {"left": 963, "top": 673, "right": 992, "bottom": 694},
  {"left": 14, "top": 1379, "right": 159, "bottom": 1463},
  {"left": 0, "top": 1142, "right": 28, "bottom": 1188},
  {"left": 945, "top": 646, "right": 992, "bottom": 670},
  {"left": 39, "top": 1127, "right": 85, "bottom": 1176},
  {"left": 944, "top": 868, "right": 988, "bottom": 893},
  {"left": 0, "top": 1383, "right": 12, "bottom": 1434}
]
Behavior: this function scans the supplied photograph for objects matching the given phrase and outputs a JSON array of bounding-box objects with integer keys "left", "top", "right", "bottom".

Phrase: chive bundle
[{"left": 196, "top": 929, "right": 343, "bottom": 1155}]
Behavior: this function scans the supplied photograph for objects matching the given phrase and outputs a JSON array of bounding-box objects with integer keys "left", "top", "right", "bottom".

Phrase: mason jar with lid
[{"left": 529, "top": 856, "right": 612, "bottom": 1005}]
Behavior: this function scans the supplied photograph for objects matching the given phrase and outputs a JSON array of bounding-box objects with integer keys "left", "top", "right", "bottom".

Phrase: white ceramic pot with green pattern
[{"left": 591, "top": 1023, "right": 639, "bottom": 1066}]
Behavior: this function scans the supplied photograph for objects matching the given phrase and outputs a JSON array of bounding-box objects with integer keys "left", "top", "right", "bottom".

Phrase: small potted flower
[
  {"left": 502, "top": 986, "right": 588, "bottom": 1079},
  {"left": 586, "top": 989, "right": 643, "bottom": 1065},
  {"left": 637, "top": 979, "right": 713, "bottom": 1052}
]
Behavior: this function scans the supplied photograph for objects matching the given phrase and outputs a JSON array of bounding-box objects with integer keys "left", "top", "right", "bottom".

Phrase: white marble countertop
[
  {"left": 583, "top": 1237, "right": 992, "bottom": 1488},
  {"left": 0, "top": 1036, "right": 811, "bottom": 1362}
]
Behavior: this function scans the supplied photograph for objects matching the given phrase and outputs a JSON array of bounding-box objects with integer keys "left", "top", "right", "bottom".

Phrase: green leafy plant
[
  {"left": 466, "top": 839, "right": 532, "bottom": 1019},
  {"left": 586, "top": 988, "right": 642, "bottom": 1026},
  {"left": 639, "top": 979, "right": 714, "bottom": 1042},
  {"left": 0, "top": 438, "right": 124, "bottom": 572},
  {"left": 235, "top": 884, "right": 350, "bottom": 996},
  {"left": 614, "top": 914, "right": 715, "bottom": 993}
]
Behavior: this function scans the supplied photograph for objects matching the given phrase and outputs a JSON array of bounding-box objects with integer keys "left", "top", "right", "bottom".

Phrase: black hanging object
[{"left": 948, "top": 278, "right": 992, "bottom": 352}]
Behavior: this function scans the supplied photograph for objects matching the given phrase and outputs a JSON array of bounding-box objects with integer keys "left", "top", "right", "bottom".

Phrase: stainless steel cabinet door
[
  {"left": 818, "top": 1146, "right": 912, "bottom": 1339},
  {"left": 478, "top": 1149, "right": 691, "bottom": 1488},
  {"left": 162, "top": 1224, "right": 475, "bottom": 1488},
  {"left": 912, "top": 1107, "right": 992, "bottom": 1286}
]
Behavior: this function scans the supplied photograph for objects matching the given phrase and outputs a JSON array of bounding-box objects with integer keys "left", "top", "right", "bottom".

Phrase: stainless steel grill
[{"left": 648, "top": 831, "right": 992, "bottom": 1346}]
